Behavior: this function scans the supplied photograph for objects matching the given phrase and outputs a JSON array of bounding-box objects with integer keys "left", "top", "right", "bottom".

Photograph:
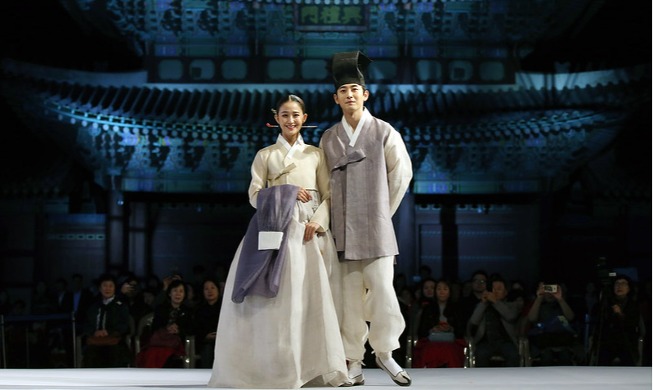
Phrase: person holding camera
[
  {"left": 467, "top": 274, "right": 520, "bottom": 367},
  {"left": 525, "top": 282, "right": 577, "bottom": 365}
]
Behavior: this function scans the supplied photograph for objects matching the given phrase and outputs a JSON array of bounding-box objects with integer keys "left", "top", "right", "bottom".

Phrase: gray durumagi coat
[{"left": 320, "top": 115, "right": 412, "bottom": 260}]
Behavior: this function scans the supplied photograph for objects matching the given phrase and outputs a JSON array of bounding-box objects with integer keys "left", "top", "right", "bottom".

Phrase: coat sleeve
[
  {"left": 384, "top": 128, "right": 412, "bottom": 216},
  {"left": 310, "top": 148, "right": 331, "bottom": 233},
  {"left": 248, "top": 150, "right": 268, "bottom": 208}
]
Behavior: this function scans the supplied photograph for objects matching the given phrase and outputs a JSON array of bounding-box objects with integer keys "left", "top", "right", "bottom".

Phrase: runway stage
[{"left": 0, "top": 366, "right": 651, "bottom": 390}]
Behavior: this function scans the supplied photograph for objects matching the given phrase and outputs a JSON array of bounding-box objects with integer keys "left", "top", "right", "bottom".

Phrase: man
[
  {"left": 459, "top": 269, "right": 489, "bottom": 332},
  {"left": 320, "top": 51, "right": 413, "bottom": 387},
  {"left": 467, "top": 275, "right": 520, "bottom": 367},
  {"left": 526, "top": 282, "right": 577, "bottom": 365}
]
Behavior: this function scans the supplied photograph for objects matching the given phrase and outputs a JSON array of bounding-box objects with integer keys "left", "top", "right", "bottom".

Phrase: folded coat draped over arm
[{"left": 231, "top": 184, "right": 299, "bottom": 303}]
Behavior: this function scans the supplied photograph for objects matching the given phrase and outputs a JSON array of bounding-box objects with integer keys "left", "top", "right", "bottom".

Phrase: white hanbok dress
[{"left": 208, "top": 135, "right": 348, "bottom": 389}]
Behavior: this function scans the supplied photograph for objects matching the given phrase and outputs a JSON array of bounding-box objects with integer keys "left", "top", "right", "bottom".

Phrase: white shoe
[
  {"left": 375, "top": 353, "right": 411, "bottom": 387},
  {"left": 347, "top": 360, "right": 365, "bottom": 386}
]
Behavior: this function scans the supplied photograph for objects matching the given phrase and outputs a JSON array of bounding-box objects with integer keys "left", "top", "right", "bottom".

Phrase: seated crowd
[
  {"left": 0, "top": 267, "right": 223, "bottom": 369},
  {"left": 0, "top": 266, "right": 648, "bottom": 369},
  {"left": 400, "top": 268, "right": 649, "bottom": 368}
]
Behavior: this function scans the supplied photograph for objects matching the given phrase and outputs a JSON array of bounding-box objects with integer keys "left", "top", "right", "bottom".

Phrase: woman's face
[
  {"left": 436, "top": 281, "right": 450, "bottom": 302},
  {"left": 613, "top": 278, "right": 630, "bottom": 298},
  {"left": 169, "top": 285, "right": 186, "bottom": 305},
  {"left": 203, "top": 281, "right": 219, "bottom": 303},
  {"left": 274, "top": 100, "right": 306, "bottom": 145},
  {"left": 422, "top": 280, "right": 436, "bottom": 298}
]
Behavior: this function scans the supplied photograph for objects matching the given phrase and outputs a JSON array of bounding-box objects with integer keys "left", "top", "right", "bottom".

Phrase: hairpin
[{"left": 266, "top": 123, "right": 318, "bottom": 128}]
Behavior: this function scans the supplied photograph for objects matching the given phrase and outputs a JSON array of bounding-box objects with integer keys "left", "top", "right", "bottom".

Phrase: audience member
[
  {"left": 467, "top": 275, "right": 520, "bottom": 367},
  {"left": 136, "top": 279, "right": 193, "bottom": 368},
  {"left": 459, "top": 269, "right": 489, "bottom": 331},
  {"left": 193, "top": 277, "right": 222, "bottom": 368},
  {"left": 413, "top": 279, "right": 466, "bottom": 368},
  {"left": 526, "top": 282, "right": 577, "bottom": 366},
  {"left": 119, "top": 274, "right": 151, "bottom": 326},
  {"left": 82, "top": 273, "right": 132, "bottom": 368},
  {"left": 153, "top": 273, "right": 183, "bottom": 308},
  {"left": 591, "top": 275, "right": 645, "bottom": 366}
]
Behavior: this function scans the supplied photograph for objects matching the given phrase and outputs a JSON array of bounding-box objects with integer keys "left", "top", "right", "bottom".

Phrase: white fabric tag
[{"left": 258, "top": 231, "right": 283, "bottom": 250}]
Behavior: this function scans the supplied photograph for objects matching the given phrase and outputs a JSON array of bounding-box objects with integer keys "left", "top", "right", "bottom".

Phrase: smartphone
[{"left": 543, "top": 284, "right": 558, "bottom": 293}]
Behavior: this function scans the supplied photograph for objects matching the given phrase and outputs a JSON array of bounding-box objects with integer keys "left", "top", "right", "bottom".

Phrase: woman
[
  {"left": 593, "top": 275, "right": 644, "bottom": 366},
  {"left": 194, "top": 277, "right": 222, "bottom": 368},
  {"left": 136, "top": 279, "right": 193, "bottom": 368},
  {"left": 412, "top": 279, "right": 466, "bottom": 368},
  {"left": 208, "top": 95, "right": 349, "bottom": 388},
  {"left": 82, "top": 273, "right": 132, "bottom": 368}
]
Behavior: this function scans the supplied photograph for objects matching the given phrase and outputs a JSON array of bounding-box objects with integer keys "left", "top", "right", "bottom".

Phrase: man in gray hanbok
[{"left": 320, "top": 51, "right": 413, "bottom": 387}]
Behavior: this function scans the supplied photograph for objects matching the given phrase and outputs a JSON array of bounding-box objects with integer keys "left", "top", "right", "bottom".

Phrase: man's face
[
  {"left": 100, "top": 280, "right": 115, "bottom": 300},
  {"left": 472, "top": 274, "right": 487, "bottom": 293},
  {"left": 333, "top": 83, "right": 369, "bottom": 114}
]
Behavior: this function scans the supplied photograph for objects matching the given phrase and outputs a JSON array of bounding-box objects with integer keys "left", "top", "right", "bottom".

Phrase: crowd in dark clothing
[
  {"left": 0, "top": 268, "right": 223, "bottom": 369},
  {"left": 0, "top": 266, "right": 648, "bottom": 369},
  {"left": 396, "top": 268, "right": 649, "bottom": 368}
]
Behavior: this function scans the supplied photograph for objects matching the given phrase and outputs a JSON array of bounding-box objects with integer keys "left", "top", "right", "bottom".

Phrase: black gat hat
[{"left": 330, "top": 51, "right": 372, "bottom": 89}]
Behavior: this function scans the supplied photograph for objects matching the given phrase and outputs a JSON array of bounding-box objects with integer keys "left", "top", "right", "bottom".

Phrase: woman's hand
[
  {"left": 167, "top": 323, "right": 179, "bottom": 334},
  {"left": 296, "top": 188, "right": 313, "bottom": 203},
  {"left": 303, "top": 222, "right": 320, "bottom": 242}
]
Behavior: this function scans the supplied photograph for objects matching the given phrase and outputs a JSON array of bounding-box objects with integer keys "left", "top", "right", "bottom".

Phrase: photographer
[
  {"left": 591, "top": 275, "right": 645, "bottom": 366},
  {"left": 526, "top": 282, "right": 577, "bottom": 365},
  {"left": 467, "top": 274, "right": 520, "bottom": 367}
]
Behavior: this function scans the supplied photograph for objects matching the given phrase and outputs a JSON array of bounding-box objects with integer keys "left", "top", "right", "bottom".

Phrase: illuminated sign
[{"left": 295, "top": 5, "right": 367, "bottom": 32}]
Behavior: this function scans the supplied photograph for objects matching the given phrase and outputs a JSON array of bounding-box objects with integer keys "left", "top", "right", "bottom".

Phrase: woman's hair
[
  {"left": 96, "top": 273, "right": 116, "bottom": 287},
  {"left": 273, "top": 94, "right": 306, "bottom": 115},
  {"left": 614, "top": 274, "right": 635, "bottom": 299},
  {"left": 166, "top": 279, "right": 186, "bottom": 295}
]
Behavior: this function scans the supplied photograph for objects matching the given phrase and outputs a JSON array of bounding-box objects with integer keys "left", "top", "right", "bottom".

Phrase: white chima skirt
[{"left": 208, "top": 199, "right": 348, "bottom": 389}]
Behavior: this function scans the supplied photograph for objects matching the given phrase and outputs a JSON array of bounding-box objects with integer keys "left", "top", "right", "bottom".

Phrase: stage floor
[{"left": 0, "top": 366, "right": 650, "bottom": 390}]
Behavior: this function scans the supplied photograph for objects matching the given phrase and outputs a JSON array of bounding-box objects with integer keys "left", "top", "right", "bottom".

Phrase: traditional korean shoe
[
  {"left": 375, "top": 353, "right": 411, "bottom": 387},
  {"left": 347, "top": 360, "right": 365, "bottom": 386}
]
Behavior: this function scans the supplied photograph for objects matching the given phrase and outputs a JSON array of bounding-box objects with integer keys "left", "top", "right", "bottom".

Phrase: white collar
[
  {"left": 277, "top": 134, "right": 305, "bottom": 159},
  {"left": 341, "top": 108, "right": 371, "bottom": 147}
]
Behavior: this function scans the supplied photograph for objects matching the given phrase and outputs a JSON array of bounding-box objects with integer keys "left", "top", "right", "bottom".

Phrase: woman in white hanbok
[{"left": 208, "top": 95, "right": 349, "bottom": 388}]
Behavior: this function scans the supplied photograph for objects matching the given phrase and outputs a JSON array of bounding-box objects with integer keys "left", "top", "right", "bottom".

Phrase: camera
[
  {"left": 543, "top": 284, "right": 558, "bottom": 293},
  {"left": 596, "top": 256, "right": 616, "bottom": 288}
]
